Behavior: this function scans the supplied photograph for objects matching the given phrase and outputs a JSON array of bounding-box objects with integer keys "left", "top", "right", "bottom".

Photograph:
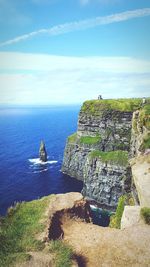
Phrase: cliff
[
  {"left": 62, "top": 98, "right": 150, "bottom": 210},
  {"left": 121, "top": 100, "right": 150, "bottom": 229}
]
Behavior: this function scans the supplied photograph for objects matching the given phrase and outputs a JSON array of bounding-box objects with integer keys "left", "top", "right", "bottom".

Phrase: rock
[
  {"left": 131, "top": 155, "right": 150, "bottom": 207},
  {"left": 39, "top": 141, "right": 47, "bottom": 162},
  {"left": 121, "top": 206, "right": 145, "bottom": 229},
  {"left": 82, "top": 156, "right": 131, "bottom": 210},
  {"left": 41, "top": 192, "right": 92, "bottom": 242},
  {"left": 62, "top": 100, "right": 133, "bottom": 208},
  {"left": 130, "top": 109, "right": 150, "bottom": 157}
]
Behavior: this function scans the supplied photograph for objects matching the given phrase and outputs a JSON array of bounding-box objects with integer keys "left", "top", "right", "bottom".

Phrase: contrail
[{"left": 0, "top": 8, "right": 150, "bottom": 47}]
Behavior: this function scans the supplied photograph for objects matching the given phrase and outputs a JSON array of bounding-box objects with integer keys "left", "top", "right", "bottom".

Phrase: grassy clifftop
[
  {"left": 0, "top": 195, "right": 73, "bottom": 267},
  {"left": 0, "top": 196, "right": 52, "bottom": 266},
  {"left": 81, "top": 98, "right": 149, "bottom": 114}
]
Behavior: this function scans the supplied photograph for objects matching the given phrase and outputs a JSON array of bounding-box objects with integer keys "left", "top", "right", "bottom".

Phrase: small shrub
[{"left": 140, "top": 207, "right": 150, "bottom": 224}]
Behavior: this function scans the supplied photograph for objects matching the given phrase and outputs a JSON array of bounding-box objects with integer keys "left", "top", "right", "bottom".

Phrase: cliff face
[
  {"left": 82, "top": 154, "right": 131, "bottom": 209},
  {"left": 130, "top": 105, "right": 150, "bottom": 157},
  {"left": 62, "top": 99, "right": 144, "bottom": 209}
]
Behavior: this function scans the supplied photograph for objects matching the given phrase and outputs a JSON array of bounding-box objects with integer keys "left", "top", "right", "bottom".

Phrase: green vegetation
[
  {"left": 80, "top": 134, "right": 101, "bottom": 145},
  {"left": 109, "top": 194, "right": 135, "bottom": 229},
  {"left": 68, "top": 132, "right": 77, "bottom": 143},
  {"left": 89, "top": 150, "right": 129, "bottom": 166},
  {"left": 141, "top": 133, "right": 150, "bottom": 150},
  {"left": 68, "top": 132, "right": 101, "bottom": 145},
  {"left": 140, "top": 207, "right": 150, "bottom": 225},
  {"left": 109, "top": 195, "right": 127, "bottom": 229},
  {"left": 49, "top": 240, "right": 73, "bottom": 267},
  {"left": 0, "top": 195, "right": 54, "bottom": 267},
  {"left": 81, "top": 98, "right": 143, "bottom": 114},
  {"left": 139, "top": 101, "right": 150, "bottom": 130}
]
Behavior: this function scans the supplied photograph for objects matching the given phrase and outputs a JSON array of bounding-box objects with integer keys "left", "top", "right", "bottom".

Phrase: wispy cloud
[
  {"left": 0, "top": 52, "right": 150, "bottom": 105},
  {"left": 0, "top": 8, "right": 150, "bottom": 47}
]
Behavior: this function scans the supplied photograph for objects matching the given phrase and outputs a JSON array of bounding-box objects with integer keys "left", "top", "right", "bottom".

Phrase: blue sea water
[{"left": 0, "top": 105, "right": 83, "bottom": 216}]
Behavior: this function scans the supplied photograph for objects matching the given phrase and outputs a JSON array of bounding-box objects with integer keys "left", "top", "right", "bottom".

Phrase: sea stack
[{"left": 39, "top": 141, "right": 47, "bottom": 162}]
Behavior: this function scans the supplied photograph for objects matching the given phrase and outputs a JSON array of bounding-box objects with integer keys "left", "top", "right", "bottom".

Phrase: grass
[
  {"left": 109, "top": 194, "right": 135, "bottom": 229},
  {"left": 81, "top": 98, "right": 144, "bottom": 114},
  {"left": 68, "top": 133, "right": 77, "bottom": 143},
  {"left": 139, "top": 133, "right": 150, "bottom": 151},
  {"left": 109, "top": 195, "right": 127, "bottom": 229},
  {"left": 89, "top": 150, "right": 129, "bottom": 166},
  {"left": 80, "top": 134, "right": 101, "bottom": 145},
  {"left": 68, "top": 132, "right": 101, "bottom": 145},
  {"left": 139, "top": 102, "right": 150, "bottom": 130},
  {"left": 0, "top": 195, "right": 54, "bottom": 267},
  {"left": 140, "top": 207, "right": 150, "bottom": 225},
  {"left": 49, "top": 240, "right": 73, "bottom": 267}
]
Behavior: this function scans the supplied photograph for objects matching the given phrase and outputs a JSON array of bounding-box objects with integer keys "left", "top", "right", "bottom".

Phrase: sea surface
[{"left": 0, "top": 105, "right": 83, "bottom": 216}]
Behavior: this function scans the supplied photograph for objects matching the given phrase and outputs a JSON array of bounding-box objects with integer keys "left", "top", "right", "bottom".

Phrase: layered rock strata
[{"left": 62, "top": 99, "right": 144, "bottom": 209}]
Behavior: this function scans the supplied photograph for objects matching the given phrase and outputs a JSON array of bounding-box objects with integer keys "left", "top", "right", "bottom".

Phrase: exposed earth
[{"left": 17, "top": 192, "right": 150, "bottom": 267}]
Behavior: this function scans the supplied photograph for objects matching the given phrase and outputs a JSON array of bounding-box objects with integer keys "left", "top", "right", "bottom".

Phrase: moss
[
  {"left": 0, "top": 195, "right": 54, "bottom": 267},
  {"left": 68, "top": 133, "right": 77, "bottom": 143},
  {"left": 140, "top": 207, "right": 150, "bottom": 224},
  {"left": 89, "top": 150, "right": 129, "bottom": 166},
  {"left": 109, "top": 195, "right": 127, "bottom": 229},
  {"left": 80, "top": 134, "right": 101, "bottom": 145},
  {"left": 49, "top": 240, "right": 73, "bottom": 267},
  {"left": 81, "top": 98, "right": 144, "bottom": 114}
]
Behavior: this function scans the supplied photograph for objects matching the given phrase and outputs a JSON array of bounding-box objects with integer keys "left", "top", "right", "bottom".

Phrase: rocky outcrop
[
  {"left": 39, "top": 141, "right": 47, "bottom": 162},
  {"left": 62, "top": 99, "right": 141, "bottom": 208}
]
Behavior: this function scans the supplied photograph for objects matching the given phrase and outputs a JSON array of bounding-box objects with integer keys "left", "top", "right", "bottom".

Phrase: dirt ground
[{"left": 62, "top": 216, "right": 150, "bottom": 267}]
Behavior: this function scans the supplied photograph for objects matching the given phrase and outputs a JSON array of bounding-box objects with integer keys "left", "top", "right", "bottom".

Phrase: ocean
[{"left": 0, "top": 105, "right": 83, "bottom": 216}]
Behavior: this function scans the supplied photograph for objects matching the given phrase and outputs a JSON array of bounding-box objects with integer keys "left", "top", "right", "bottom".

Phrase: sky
[{"left": 0, "top": 0, "right": 150, "bottom": 105}]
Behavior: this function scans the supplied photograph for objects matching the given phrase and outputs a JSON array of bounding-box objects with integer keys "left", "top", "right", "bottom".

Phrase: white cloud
[
  {"left": 0, "top": 52, "right": 150, "bottom": 105},
  {"left": 0, "top": 8, "right": 150, "bottom": 46}
]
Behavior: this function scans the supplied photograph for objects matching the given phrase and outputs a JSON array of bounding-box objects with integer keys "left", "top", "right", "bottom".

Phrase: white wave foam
[
  {"left": 28, "top": 158, "right": 58, "bottom": 165},
  {"left": 33, "top": 168, "right": 48, "bottom": 173}
]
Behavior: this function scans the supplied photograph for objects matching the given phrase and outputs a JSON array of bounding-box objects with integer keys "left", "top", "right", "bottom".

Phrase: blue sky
[{"left": 0, "top": 0, "right": 150, "bottom": 105}]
